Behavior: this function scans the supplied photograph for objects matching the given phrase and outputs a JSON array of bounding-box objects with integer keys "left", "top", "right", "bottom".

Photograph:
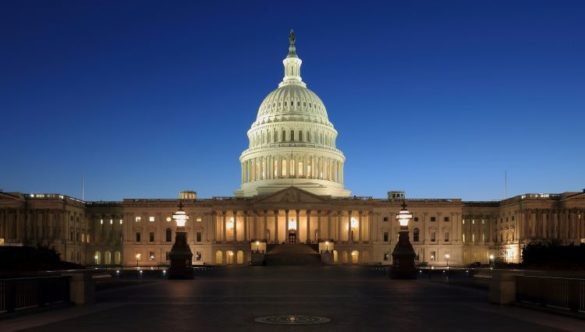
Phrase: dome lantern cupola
[{"left": 280, "top": 30, "right": 306, "bottom": 88}]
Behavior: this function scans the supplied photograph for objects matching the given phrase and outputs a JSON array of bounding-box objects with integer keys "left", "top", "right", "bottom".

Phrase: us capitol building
[{"left": 1, "top": 33, "right": 584, "bottom": 267}]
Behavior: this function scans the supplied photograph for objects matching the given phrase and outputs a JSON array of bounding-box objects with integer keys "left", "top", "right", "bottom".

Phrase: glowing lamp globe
[
  {"left": 172, "top": 206, "right": 189, "bottom": 227},
  {"left": 396, "top": 205, "right": 413, "bottom": 227}
]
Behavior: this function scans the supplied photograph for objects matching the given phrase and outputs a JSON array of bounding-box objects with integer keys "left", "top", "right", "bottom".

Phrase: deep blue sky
[{"left": 1, "top": 0, "right": 584, "bottom": 201}]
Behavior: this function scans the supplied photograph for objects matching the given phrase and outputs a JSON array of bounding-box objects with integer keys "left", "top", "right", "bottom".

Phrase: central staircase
[{"left": 264, "top": 244, "right": 322, "bottom": 266}]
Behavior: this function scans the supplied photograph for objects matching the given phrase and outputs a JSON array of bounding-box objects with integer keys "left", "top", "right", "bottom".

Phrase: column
[
  {"left": 222, "top": 211, "right": 227, "bottom": 242},
  {"left": 244, "top": 211, "right": 248, "bottom": 241},
  {"left": 274, "top": 210, "right": 279, "bottom": 243},
  {"left": 295, "top": 209, "right": 299, "bottom": 237},
  {"left": 306, "top": 210, "right": 311, "bottom": 243},
  {"left": 285, "top": 210, "right": 290, "bottom": 239},
  {"left": 358, "top": 211, "right": 363, "bottom": 242},
  {"left": 263, "top": 211, "right": 268, "bottom": 241},
  {"left": 327, "top": 211, "right": 331, "bottom": 240},
  {"left": 348, "top": 210, "right": 352, "bottom": 242},
  {"left": 337, "top": 211, "right": 341, "bottom": 241},
  {"left": 233, "top": 210, "right": 237, "bottom": 242}
]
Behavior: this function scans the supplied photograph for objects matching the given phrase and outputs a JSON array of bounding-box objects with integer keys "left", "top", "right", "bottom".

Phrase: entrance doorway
[{"left": 288, "top": 231, "right": 297, "bottom": 244}]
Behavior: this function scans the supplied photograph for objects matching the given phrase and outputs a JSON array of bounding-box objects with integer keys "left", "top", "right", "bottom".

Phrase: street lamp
[
  {"left": 445, "top": 253, "right": 450, "bottom": 268},
  {"left": 135, "top": 253, "right": 141, "bottom": 268},
  {"left": 168, "top": 201, "right": 194, "bottom": 279},
  {"left": 489, "top": 254, "right": 495, "bottom": 269},
  {"left": 391, "top": 201, "right": 417, "bottom": 279}
]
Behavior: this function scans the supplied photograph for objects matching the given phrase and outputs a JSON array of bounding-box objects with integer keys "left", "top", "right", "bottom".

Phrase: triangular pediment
[{"left": 252, "top": 187, "right": 329, "bottom": 204}]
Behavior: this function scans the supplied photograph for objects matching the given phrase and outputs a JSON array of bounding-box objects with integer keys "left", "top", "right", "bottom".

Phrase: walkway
[{"left": 2, "top": 266, "right": 584, "bottom": 331}]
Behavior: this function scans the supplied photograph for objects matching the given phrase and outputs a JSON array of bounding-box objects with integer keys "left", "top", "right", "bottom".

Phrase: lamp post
[
  {"left": 489, "top": 254, "right": 495, "bottom": 269},
  {"left": 135, "top": 253, "right": 141, "bottom": 268},
  {"left": 391, "top": 201, "right": 417, "bottom": 279},
  {"left": 168, "top": 201, "right": 194, "bottom": 279},
  {"left": 445, "top": 253, "right": 450, "bottom": 269}
]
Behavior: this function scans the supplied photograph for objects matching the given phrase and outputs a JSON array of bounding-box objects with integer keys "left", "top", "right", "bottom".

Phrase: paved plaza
[{"left": 2, "top": 267, "right": 585, "bottom": 332}]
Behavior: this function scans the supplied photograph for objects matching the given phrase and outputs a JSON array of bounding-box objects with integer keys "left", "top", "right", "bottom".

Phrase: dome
[
  {"left": 253, "top": 85, "right": 332, "bottom": 128},
  {"left": 235, "top": 31, "right": 350, "bottom": 198}
]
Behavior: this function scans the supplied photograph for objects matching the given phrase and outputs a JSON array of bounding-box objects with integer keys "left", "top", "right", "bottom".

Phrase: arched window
[
  {"left": 114, "top": 251, "right": 121, "bottom": 265},
  {"left": 215, "top": 250, "right": 223, "bottom": 264},
  {"left": 226, "top": 250, "right": 234, "bottom": 264},
  {"left": 351, "top": 250, "right": 359, "bottom": 264},
  {"left": 236, "top": 250, "right": 244, "bottom": 264},
  {"left": 104, "top": 251, "right": 112, "bottom": 265},
  {"left": 166, "top": 228, "right": 172, "bottom": 242},
  {"left": 413, "top": 228, "right": 420, "bottom": 242}
]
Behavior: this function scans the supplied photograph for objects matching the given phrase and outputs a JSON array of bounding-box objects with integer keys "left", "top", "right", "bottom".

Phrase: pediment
[{"left": 252, "top": 187, "right": 328, "bottom": 204}]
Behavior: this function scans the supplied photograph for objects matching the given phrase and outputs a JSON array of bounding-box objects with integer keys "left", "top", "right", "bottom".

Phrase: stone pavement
[{"left": 2, "top": 266, "right": 585, "bottom": 332}]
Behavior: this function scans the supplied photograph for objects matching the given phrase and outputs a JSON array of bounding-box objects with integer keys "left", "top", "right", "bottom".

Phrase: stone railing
[
  {"left": 489, "top": 272, "right": 585, "bottom": 315},
  {"left": 0, "top": 271, "right": 96, "bottom": 315}
]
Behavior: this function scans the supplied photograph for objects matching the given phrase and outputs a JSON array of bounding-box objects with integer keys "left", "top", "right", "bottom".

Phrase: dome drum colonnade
[{"left": 236, "top": 31, "right": 350, "bottom": 198}]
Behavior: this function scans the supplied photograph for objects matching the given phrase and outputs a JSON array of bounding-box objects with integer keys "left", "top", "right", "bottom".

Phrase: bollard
[
  {"left": 64, "top": 272, "right": 95, "bottom": 305},
  {"left": 489, "top": 272, "right": 517, "bottom": 305}
]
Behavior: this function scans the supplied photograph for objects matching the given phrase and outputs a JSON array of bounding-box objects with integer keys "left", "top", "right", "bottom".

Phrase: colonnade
[
  {"left": 241, "top": 155, "right": 344, "bottom": 184},
  {"left": 520, "top": 209, "right": 585, "bottom": 243},
  {"left": 213, "top": 209, "right": 371, "bottom": 244}
]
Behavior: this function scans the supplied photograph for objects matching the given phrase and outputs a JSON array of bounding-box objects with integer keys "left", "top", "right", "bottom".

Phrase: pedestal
[
  {"left": 168, "top": 230, "right": 193, "bottom": 279},
  {"left": 391, "top": 229, "right": 417, "bottom": 279}
]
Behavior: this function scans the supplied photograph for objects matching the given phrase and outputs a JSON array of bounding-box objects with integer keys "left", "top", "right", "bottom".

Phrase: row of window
[
  {"left": 135, "top": 230, "right": 203, "bottom": 243},
  {"left": 382, "top": 230, "right": 450, "bottom": 243},
  {"left": 382, "top": 216, "right": 451, "bottom": 222},
  {"left": 96, "top": 216, "right": 203, "bottom": 224},
  {"left": 250, "top": 128, "right": 334, "bottom": 147}
]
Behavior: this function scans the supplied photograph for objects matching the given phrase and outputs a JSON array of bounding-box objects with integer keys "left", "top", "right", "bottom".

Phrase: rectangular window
[
  {"left": 383, "top": 217, "right": 388, "bottom": 222},
  {"left": 165, "top": 252, "right": 170, "bottom": 260},
  {"left": 135, "top": 232, "right": 141, "bottom": 242},
  {"left": 149, "top": 252, "right": 155, "bottom": 260},
  {"left": 430, "top": 217, "right": 436, "bottom": 222},
  {"left": 444, "top": 216, "right": 450, "bottom": 222},
  {"left": 444, "top": 232, "right": 450, "bottom": 242},
  {"left": 431, "top": 251, "right": 436, "bottom": 261},
  {"left": 414, "top": 217, "right": 419, "bottom": 222},
  {"left": 196, "top": 217, "right": 202, "bottom": 222},
  {"left": 196, "top": 232, "right": 202, "bottom": 242},
  {"left": 431, "top": 232, "right": 436, "bottom": 242},
  {"left": 149, "top": 216, "right": 155, "bottom": 222},
  {"left": 135, "top": 216, "right": 141, "bottom": 222},
  {"left": 149, "top": 232, "right": 155, "bottom": 242},
  {"left": 383, "top": 232, "right": 389, "bottom": 242}
]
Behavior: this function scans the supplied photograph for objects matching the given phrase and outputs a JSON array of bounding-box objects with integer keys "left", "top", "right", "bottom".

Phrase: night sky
[{"left": 1, "top": 1, "right": 584, "bottom": 201}]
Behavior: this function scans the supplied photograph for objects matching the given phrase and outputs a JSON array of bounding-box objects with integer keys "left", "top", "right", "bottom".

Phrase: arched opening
[
  {"left": 104, "top": 251, "right": 112, "bottom": 265},
  {"left": 226, "top": 250, "right": 235, "bottom": 264},
  {"left": 351, "top": 250, "right": 359, "bottom": 264},
  {"left": 236, "top": 250, "right": 244, "bottom": 264},
  {"left": 341, "top": 251, "right": 348, "bottom": 264},
  {"left": 114, "top": 251, "right": 121, "bottom": 265},
  {"left": 333, "top": 250, "right": 338, "bottom": 263},
  {"left": 361, "top": 250, "right": 369, "bottom": 264},
  {"left": 94, "top": 251, "right": 101, "bottom": 265},
  {"left": 215, "top": 250, "right": 223, "bottom": 265}
]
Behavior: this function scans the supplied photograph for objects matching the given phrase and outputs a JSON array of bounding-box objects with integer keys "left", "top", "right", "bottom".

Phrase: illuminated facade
[{"left": 1, "top": 34, "right": 584, "bottom": 267}]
